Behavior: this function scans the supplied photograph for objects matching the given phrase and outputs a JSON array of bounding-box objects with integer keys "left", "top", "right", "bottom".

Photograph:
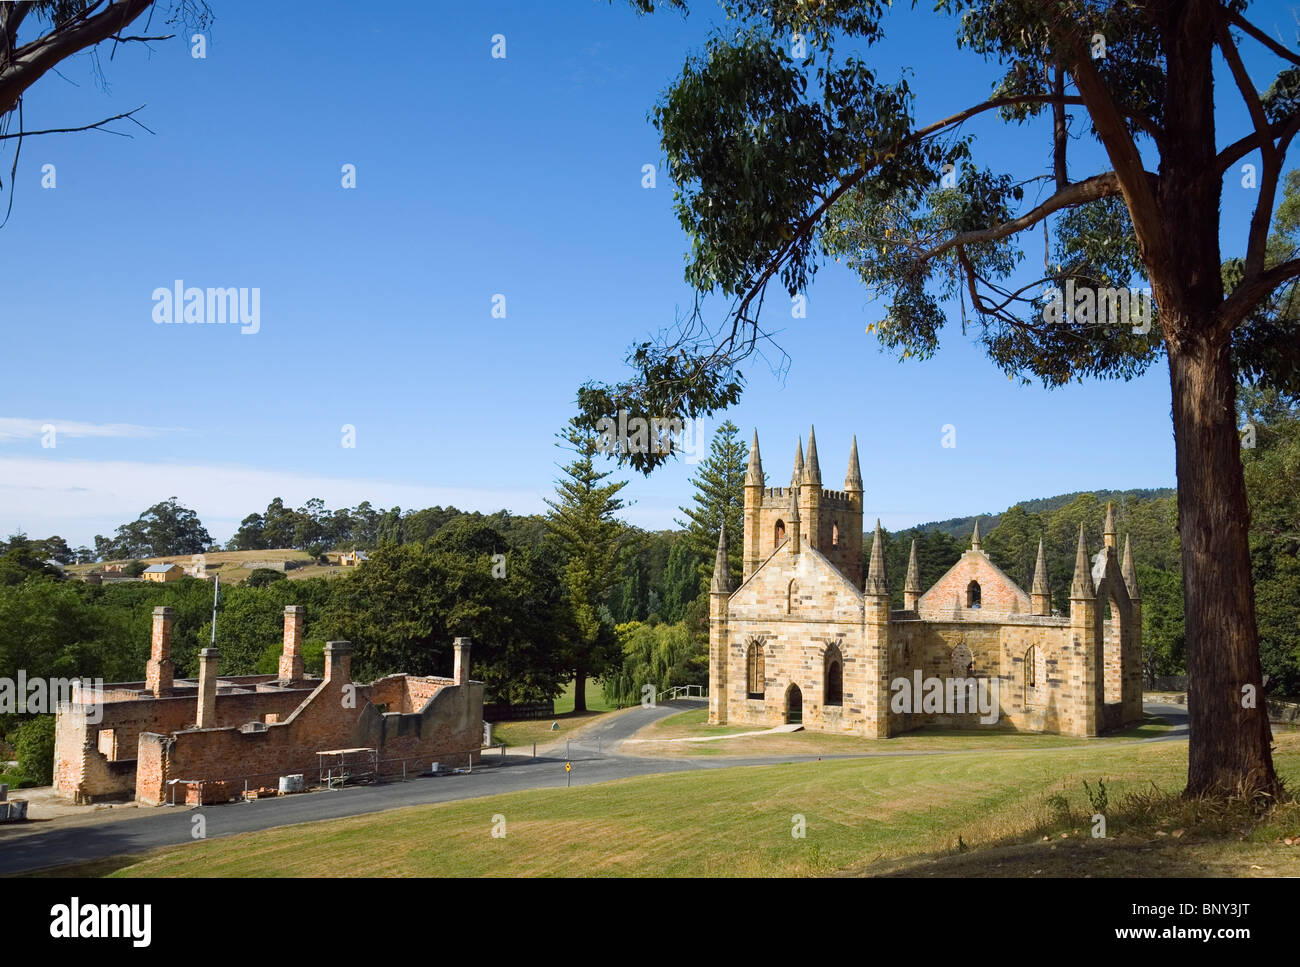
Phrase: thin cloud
[
  {"left": 0, "top": 456, "right": 548, "bottom": 546},
  {"left": 0, "top": 418, "right": 182, "bottom": 444}
]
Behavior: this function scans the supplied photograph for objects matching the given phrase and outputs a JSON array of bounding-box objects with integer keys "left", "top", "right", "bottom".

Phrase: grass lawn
[
  {"left": 490, "top": 679, "right": 625, "bottom": 749},
  {"left": 0, "top": 769, "right": 33, "bottom": 790},
  {"left": 56, "top": 728, "right": 1300, "bottom": 878},
  {"left": 554, "top": 678, "right": 621, "bottom": 714},
  {"left": 625, "top": 708, "right": 1176, "bottom": 757}
]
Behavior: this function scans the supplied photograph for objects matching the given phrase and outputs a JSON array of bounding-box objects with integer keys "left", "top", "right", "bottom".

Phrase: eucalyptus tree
[{"left": 583, "top": 0, "right": 1300, "bottom": 798}]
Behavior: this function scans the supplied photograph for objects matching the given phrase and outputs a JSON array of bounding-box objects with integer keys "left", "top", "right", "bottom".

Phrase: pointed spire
[
  {"left": 1071, "top": 522, "right": 1095, "bottom": 598},
  {"left": 1103, "top": 502, "right": 1117, "bottom": 549},
  {"left": 791, "top": 437, "right": 804, "bottom": 487},
  {"left": 788, "top": 483, "right": 800, "bottom": 522},
  {"left": 970, "top": 518, "right": 982, "bottom": 552},
  {"left": 866, "top": 519, "right": 888, "bottom": 595},
  {"left": 744, "top": 430, "right": 763, "bottom": 487},
  {"left": 1032, "top": 539, "right": 1049, "bottom": 596},
  {"left": 1122, "top": 535, "right": 1140, "bottom": 600},
  {"left": 904, "top": 538, "right": 921, "bottom": 592},
  {"left": 803, "top": 425, "right": 822, "bottom": 486},
  {"left": 844, "top": 434, "right": 863, "bottom": 492},
  {"left": 710, "top": 522, "right": 731, "bottom": 593}
]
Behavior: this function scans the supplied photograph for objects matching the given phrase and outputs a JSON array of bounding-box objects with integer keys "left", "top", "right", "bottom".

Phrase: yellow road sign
[{"left": 564, "top": 762, "right": 571, "bottom": 772}]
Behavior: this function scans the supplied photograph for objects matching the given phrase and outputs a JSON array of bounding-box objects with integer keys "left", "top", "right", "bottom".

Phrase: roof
[{"left": 142, "top": 563, "right": 181, "bottom": 573}]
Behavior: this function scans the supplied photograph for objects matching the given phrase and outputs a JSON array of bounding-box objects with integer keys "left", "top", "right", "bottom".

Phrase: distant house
[
  {"left": 102, "top": 563, "right": 125, "bottom": 574},
  {"left": 339, "top": 550, "right": 370, "bottom": 567},
  {"left": 142, "top": 563, "right": 183, "bottom": 583}
]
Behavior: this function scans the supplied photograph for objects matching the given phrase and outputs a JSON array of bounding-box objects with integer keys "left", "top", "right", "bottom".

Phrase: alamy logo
[
  {"left": 152, "top": 280, "right": 261, "bottom": 334},
  {"left": 1041, "top": 281, "right": 1153, "bottom": 334},
  {"left": 49, "top": 898, "right": 151, "bottom": 947},
  {"left": 890, "top": 672, "right": 1000, "bottom": 724},
  {"left": 595, "top": 409, "right": 704, "bottom": 464},
  {"left": 0, "top": 673, "right": 103, "bottom": 724}
]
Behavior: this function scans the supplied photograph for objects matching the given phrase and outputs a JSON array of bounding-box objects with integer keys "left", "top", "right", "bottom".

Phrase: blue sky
[{"left": 0, "top": 0, "right": 1291, "bottom": 547}]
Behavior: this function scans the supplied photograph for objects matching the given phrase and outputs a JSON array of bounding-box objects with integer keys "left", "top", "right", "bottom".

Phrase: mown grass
[{"left": 62, "top": 727, "right": 1299, "bottom": 878}]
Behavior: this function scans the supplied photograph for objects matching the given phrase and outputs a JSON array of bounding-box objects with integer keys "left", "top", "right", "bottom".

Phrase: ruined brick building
[
  {"left": 708, "top": 428, "right": 1143, "bottom": 738},
  {"left": 54, "top": 606, "right": 483, "bottom": 804}
]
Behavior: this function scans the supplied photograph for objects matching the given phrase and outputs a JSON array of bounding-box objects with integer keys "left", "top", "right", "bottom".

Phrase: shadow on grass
[
  {"left": 22, "top": 854, "right": 147, "bottom": 878},
  {"left": 855, "top": 783, "right": 1298, "bottom": 878}
]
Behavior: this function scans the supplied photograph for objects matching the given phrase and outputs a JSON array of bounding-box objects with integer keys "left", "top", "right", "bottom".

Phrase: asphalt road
[{"left": 0, "top": 700, "right": 1188, "bottom": 875}]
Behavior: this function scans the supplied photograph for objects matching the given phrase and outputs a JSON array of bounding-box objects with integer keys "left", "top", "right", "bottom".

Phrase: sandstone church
[{"left": 708, "top": 428, "right": 1143, "bottom": 738}]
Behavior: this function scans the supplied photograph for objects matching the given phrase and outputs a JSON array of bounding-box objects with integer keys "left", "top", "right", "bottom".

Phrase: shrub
[
  {"left": 14, "top": 716, "right": 55, "bottom": 785},
  {"left": 246, "top": 568, "right": 287, "bottom": 588}
]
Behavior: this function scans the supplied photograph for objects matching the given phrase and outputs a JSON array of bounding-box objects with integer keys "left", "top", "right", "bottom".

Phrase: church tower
[{"left": 740, "top": 426, "right": 864, "bottom": 587}]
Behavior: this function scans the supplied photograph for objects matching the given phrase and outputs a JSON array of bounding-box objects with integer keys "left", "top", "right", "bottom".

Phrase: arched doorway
[{"left": 786, "top": 684, "right": 803, "bottom": 724}]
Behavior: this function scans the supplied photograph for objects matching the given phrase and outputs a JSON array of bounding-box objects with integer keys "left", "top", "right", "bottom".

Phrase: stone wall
[{"left": 722, "top": 543, "right": 868, "bottom": 734}]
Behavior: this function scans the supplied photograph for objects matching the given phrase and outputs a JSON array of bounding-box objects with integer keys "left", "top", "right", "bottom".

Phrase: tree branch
[
  {"left": 1217, "top": 112, "right": 1300, "bottom": 172},
  {"left": 0, "top": 104, "right": 147, "bottom": 139},
  {"left": 1216, "top": 11, "right": 1277, "bottom": 280},
  {"left": 0, "top": 0, "right": 155, "bottom": 117},
  {"left": 725, "top": 93, "right": 1117, "bottom": 345},
  {"left": 1220, "top": 258, "right": 1300, "bottom": 329},
  {"left": 1226, "top": 8, "right": 1300, "bottom": 68},
  {"left": 1059, "top": 30, "right": 1170, "bottom": 290}
]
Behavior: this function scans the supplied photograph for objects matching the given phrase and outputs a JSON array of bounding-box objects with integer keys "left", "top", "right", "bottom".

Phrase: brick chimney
[
  {"left": 279, "top": 605, "right": 305, "bottom": 682},
  {"left": 324, "top": 641, "right": 352, "bottom": 683},
  {"left": 453, "top": 637, "right": 472, "bottom": 685},
  {"left": 196, "top": 647, "right": 219, "bottom": 728},
  {"left": 146, "top": 606, "right": 174, "bottom": 698}
]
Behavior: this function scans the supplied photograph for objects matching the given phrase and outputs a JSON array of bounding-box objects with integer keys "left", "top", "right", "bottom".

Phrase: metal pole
[
  {"left": 532, "top": 742, "right": 536, "bottom": 760},
  {"left": 210, "top": 574, "right": 220, "bottom": 646}
]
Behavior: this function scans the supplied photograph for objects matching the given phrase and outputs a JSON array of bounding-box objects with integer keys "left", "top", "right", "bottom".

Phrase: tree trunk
[
  {"left": 1168, "top": 332, "right": 1279, "bottom": 800},
  {"left": 573, "top": 670, "right": 587, "bottom": 713}
]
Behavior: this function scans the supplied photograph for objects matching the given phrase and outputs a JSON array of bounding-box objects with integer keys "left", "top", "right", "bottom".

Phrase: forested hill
[{"left": 912, "top": 488, "right": 1178, "bottom": 539}]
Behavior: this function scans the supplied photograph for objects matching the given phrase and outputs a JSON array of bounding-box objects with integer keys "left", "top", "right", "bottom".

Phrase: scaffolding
[{"left": 317, "top": 748, "right": 378, "bottom": 789}]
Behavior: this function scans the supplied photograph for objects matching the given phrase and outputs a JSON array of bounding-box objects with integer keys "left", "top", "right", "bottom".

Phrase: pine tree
[
  {"left": 659, "top": 537, "right": 702, "bottom": 623},
  {"left": 544, "top": 418, "right": 630, "bottom": 712},
  {"left": 676, "top": 420, "right": 748, "bottom": 594}
]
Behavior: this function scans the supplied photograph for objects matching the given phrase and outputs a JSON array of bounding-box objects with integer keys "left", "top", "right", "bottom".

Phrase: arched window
[
  {"left": 1025, "top": 644, "right": 1047, "bottom": 708},
  {"left": 746, "top": 640, "right": 766, "bottom": 699},
  {"left": 832, "top": 521, "right": 840, "bottom": 547},
  {"left": 1104, "top": 590, "right": 1123, "bottom": 704},
  {"left": 824, "top": 643, "right": 843, "bottom": 706},
  {"left": 787, "top": 579, "right": 799, "bottom": 613},
  {"left": 966, "top": 580, "right": 982, "bottom": 609},
  {"left": 774, "top": 519, "right": 786, "bottom": 547},
  {"left": 951, "top": 643, "right": 973, "bottom": 679}
]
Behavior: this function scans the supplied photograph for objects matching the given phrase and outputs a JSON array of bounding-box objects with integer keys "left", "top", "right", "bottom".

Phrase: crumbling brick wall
[{"left": 135, "top": 675, "right": 484, "bottom": 804}]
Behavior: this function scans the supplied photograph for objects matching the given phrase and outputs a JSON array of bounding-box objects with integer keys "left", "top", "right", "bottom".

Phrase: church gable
[
  {"left": 727, "top": 540, "right": 863, "bottom": 624},
  {"left": 916, "top": 549, "right": 1032, "bottom": 617}
]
